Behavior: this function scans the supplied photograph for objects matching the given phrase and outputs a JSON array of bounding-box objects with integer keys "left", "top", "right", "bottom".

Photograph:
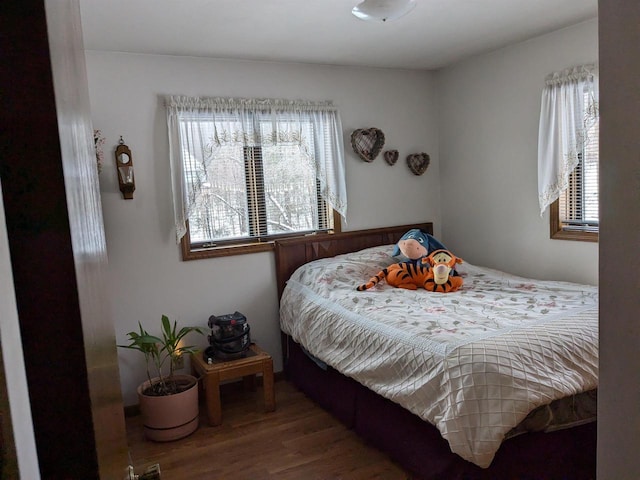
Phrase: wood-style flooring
[{"left": 125, "top": 379, "right": 411, "bottom": 479}]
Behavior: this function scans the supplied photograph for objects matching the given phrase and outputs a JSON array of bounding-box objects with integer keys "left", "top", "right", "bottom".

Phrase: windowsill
[
  {"left": 549, "top": 201, "right": 598, "bottom": 243},
  {"left": 550, "top": 229, "right": 599, "bottom": 242},
  {"left": 181, "top": 213, "right": 342, "bottom": 260},
  {"left": 181, "top": 239, "right": 274, "bottom": 260}
]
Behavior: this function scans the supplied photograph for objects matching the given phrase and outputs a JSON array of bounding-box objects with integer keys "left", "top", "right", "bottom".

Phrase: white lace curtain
[
  {"left": 537, "top": 63, "right": 599, "bottom": 216},
  {"left": 165, "top": 96, "right": 347, "bottom": 243}
]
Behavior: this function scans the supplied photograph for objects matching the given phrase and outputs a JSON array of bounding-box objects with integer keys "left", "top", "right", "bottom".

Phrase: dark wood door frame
[{"left": 0, "top": 1, "right": 129, "bottom": 478}]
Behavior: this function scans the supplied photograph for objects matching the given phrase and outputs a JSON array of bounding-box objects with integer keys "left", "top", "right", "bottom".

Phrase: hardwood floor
[{"left": 126, "top": 379, "right": 411, "bottom": 479}]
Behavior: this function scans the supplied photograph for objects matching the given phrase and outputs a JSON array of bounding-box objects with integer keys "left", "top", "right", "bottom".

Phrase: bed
[{"left": 275, "top": 223, "right": 598, "bottom": 480}]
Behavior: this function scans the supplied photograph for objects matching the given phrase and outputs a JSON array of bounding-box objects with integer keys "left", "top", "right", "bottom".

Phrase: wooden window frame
[
  {"left": 181, "top": 211, "right": 342, "bottom": 260},
  {"left": 549, "top": 199, "right": 598, "bottom": 242}
]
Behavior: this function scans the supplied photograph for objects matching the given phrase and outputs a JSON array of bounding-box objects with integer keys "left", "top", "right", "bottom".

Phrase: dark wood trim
[
  {"left": 274, "top": 222, "right": 433, "bottom": 300},
  {"left": 0, "top": 1, "right": 112, "bottom": 477}
]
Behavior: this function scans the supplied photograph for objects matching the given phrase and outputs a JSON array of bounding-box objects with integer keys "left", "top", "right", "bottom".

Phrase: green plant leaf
[{"left": 118, "top": 315, "right": 206, "bottom": 395}]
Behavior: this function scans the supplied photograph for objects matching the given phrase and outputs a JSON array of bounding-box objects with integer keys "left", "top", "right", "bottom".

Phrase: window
[
  {"left": 538, "top": 64, "right": 599, "bottom": 242},
  {"left": 166, "top": 96, "right": 347, "bottom": 259},
  {"left": 550, "top": 110, "right": 599, "bottom": 241}
]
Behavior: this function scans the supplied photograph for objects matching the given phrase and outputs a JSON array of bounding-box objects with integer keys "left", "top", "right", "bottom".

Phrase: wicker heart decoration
[
  {"left": 407, "top": 153, "right": 430, "bottom": 176},
  {"left": 351, "top": 128, "right": 385, "bottom": 162},
  {"left": 384, "top": 150, "right": 399, "bottom": 166}
]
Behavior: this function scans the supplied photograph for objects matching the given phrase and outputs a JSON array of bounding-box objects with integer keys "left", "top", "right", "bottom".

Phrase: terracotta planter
[{"left": 137, "top": 374, "right": 199, "bottom": 442}]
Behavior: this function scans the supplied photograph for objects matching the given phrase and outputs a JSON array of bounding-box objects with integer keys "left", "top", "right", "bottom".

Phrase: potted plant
[{"left": 119, "top": 314, "right": 207, "bottom": 441}]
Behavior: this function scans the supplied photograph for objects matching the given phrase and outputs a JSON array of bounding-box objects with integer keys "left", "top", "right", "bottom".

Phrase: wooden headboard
[{"left": 274, "top": 222, "right": 433, "bottom": 299}]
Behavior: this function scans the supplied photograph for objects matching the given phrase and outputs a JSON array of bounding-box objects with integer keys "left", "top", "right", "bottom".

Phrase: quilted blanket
[{"left": 279, "top": 245, "right": 598, "bottom": 468}]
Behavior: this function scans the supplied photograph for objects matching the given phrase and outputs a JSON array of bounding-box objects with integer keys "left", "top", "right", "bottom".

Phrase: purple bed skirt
[{"left": 283, "top": 335, "right": 596, "bottom": 480}]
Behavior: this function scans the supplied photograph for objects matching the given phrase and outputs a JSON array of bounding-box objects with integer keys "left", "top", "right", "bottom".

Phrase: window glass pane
[
  {"left": 260, "top": 121, "right": 318, "bottom": 235},
  {"left": 187, "top": 140, "right": 250, "bottom": 244}
]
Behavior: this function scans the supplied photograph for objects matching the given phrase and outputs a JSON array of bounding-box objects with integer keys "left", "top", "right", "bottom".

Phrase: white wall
[
  {"left": 436, "top": 19, "right": 599, "bottom": 284},
  {"left": 85, "top": 53, "right": 440, "bottom": 405}
]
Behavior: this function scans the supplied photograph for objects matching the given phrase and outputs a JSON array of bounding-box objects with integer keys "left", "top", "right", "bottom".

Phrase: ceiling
[{"left": 78, "top": 0, "right": 597, "bottom": 71}]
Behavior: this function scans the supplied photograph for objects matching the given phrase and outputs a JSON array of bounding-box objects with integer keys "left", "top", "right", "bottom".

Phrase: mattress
[{"left": 279, "top": 245, "right": 598, "bottom": 468}]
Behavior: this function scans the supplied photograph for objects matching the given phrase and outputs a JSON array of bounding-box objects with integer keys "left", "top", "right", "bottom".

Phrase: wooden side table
[{"left": 191, "top": 343, "right": 275, "bottom": 426}]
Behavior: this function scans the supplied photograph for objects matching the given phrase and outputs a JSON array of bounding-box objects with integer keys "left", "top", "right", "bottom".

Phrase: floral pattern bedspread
[{"left": 279, "top": 245, "right": 598, "bottom": 468}]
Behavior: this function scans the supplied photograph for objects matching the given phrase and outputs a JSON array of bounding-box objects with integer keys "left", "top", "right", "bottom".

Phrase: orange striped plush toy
[
  {"left": 356, "top": 261, "right": 433, "bottom": 291},
  {"left": 421, "top": 249, "right": 464, "bottom": 293}
]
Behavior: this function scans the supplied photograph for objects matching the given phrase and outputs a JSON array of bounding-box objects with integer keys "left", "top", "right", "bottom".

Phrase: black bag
[{"left": 205, "top": 311, "right": 251, "bottom": 361}]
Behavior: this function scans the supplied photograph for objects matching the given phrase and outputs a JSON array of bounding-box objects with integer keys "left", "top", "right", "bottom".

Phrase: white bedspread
[{"left": 279, "top": 245, "right": 598, "bottom": 468}]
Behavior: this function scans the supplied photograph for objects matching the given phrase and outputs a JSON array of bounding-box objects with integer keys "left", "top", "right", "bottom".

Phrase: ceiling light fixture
[{"left": 351, "top": 0, "right": 416, "bottom": 22}]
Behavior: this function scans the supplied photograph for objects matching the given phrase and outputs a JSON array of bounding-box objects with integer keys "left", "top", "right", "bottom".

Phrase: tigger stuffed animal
[
  {"left": 422, "top": 249, "right": 464, "bottom": 293},
  {"left": 356, "top": 249, "right": 464, "bottom": 292},
  {"left": 356, "top": 261, "right": 433, "bottom": 291},
  {"left": 356, "top": 229, "right": 449, "bottom": 291}
]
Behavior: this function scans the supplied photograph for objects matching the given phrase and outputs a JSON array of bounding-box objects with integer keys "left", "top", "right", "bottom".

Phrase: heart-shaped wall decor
[
  {"left": 384, "top": 150, "right": 399, "bottom": 166},
  {"left": 351, "top": 128, "right": 385, "bottom": 162},
  {"left": 407, "top": 152, "right": 430, "bottom": 176}
]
